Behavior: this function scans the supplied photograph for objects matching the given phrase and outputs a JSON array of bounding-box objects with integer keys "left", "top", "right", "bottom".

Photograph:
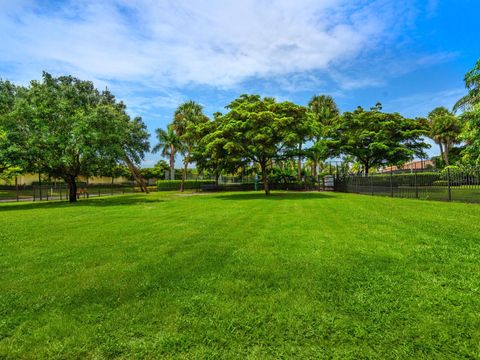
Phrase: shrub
[{"left": 156, "top": 180, "right": 215, "bottom": 191}]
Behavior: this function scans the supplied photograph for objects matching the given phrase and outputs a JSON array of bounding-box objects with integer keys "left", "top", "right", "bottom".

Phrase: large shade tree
[
  {"left": 1, "top": 72, "right": 150, "bottom": 202},
  {"left": 333, "top": 104, "right": 429, "bottom": 174},
  {"left": 193, "top": 115, "right": 243, "bottom": 184},
  {"left": 206, "top": 94, "right": 309, "bottom": 195},
  {"left": 0, "top": 80, "right": 30, "bottom": 177}
]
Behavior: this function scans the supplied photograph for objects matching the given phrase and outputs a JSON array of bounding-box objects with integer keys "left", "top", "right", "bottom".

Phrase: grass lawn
[
  {"left": 0, "top": 189, "right": 34, "bottom": 201},
  {"left": 1, "top": 191, "right": 480, "bottom": 359}
]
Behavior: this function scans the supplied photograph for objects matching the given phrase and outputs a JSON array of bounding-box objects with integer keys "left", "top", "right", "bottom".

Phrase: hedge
[{"left": 156, "top": 180, "right": 215, "bottom": 191}]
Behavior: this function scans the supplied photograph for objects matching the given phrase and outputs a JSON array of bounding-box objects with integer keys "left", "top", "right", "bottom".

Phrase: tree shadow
[
  {"left": 215, "top": 191, "right": 334, "bottom": 201},
  {"left": 0, "top": 194, "right": 163, "bottom": 212}
]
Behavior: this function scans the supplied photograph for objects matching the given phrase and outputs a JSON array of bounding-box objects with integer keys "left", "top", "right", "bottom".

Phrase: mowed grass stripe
[{"left": 1, "top": 191, "right": 480, "bottom": 358}]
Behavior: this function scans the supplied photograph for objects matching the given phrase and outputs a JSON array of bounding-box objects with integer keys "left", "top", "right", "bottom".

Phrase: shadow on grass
[
  {"left": 0, "top": 194, "right": 163, "bottom": 212},
  {"left": 215, "top": 191, "right": 333, "bottom": 201}
]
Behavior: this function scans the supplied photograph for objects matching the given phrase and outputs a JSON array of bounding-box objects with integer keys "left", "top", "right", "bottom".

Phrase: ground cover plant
[{"left": 1, "top": 191, "right": 480, "bottom": 358}]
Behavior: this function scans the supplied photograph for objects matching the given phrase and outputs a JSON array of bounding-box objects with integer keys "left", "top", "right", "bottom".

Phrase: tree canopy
[
  {"left": 427, "top": 107, "right": 462, "bottom": 166},
  {"left": 205, "top": 94, "right": 310, "bottom": 194},
  {"left": 0, "top": 72, "right": 149, "bottom": 202},
  {"left": 332, "top": 104, "right": 429, "bottom": 174}
]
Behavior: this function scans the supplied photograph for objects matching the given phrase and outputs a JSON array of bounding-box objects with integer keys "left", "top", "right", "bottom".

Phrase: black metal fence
[
  {"left": 0, "top": 183, "right": 147, "bottom": 203},
  {"left": 335, "top": 167, "right": 480, "bottom": 203}
]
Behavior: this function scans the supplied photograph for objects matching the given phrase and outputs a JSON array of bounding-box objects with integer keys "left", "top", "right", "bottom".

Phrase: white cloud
[
  {"left": 0, "top": 0, "right": 422, "bottom": 90},
  {"left": 385, "top": 88, "right": 466, "bottom": 118}
]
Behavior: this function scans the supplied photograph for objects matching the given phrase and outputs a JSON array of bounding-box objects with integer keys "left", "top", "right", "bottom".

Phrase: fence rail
[
  {"left": 0, "top": 183, "right": 147, "bottom": 203},
  {"left": 335, "top": 168, "right": 480, "bottom": 203}
]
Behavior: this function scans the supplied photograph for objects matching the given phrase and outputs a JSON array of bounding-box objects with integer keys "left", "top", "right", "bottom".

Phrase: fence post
[
  {"left": 33, "top": 186, "right": 36, "bottom": 201},
  {"left": 370, "top": 175, "right": 374, "bottom": 196},
  {"left": 60, "top": 186, "right": 62, "bottom": 201},
  {"left": 414, "top": 171, "right": 418, "bottom": 199},
  {"left": 447, "top": 167, "right": 452, "bottom": 201},
  {"left": 38, "top": 174, "right": 42, "bottom": 201},
  {"left": 390, "top": 171, "right": 393, "bottom": 197},
  {"left": 15, "top": 176, "right": 19, "bottom": 202}
]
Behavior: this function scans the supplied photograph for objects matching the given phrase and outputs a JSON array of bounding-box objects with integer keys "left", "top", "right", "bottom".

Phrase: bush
[
  {"left": 156, "top": 180, "right": 215, "bottom": 191},
  {"left": 432, "top": 180, "right": 448, "bottom": 186},
  {"left": 201, "top": 183, "right": 255, "bottom": 192}
]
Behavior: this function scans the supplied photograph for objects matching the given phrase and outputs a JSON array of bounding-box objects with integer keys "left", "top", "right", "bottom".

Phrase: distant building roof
[{"left": 380, "top": 159, "right": 434, "bottom": 173}]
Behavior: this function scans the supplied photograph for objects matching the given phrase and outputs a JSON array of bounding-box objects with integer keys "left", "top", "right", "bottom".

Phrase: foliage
[
  {"left": 194, "top": 116, "right": 245, "bottom": 182},
  {"left": 207, "top": 94, "right": 310, "bottom": 194},
  {"left": 308, "top": 94, "right": 340, "bottom": 138},
  {"left": 268, "top": 167, "right": 297, "bottom": 184},
  {"left": 0, "top": 73, "right": 149, "bottom": 202},
  {"left": 427, "top": 107, "right": 462, "bottom": 166},
  {"left": 170, "top": 101, "right": 210, "bottom": 190},
  {"left": 103, "top": 165, "right": 131, "bottom": 179},
  {"left": 0, "top": 80, "right": 28, "bottom": 176},
  {"left": 140, "top": 163, "right": 168, "bottom": 180},
  {"left": 152, "top": 124, "right": 181, "bottom": 180},
  {"left": 454, "top": 59, "right": 480, "bottom": 112},
  {"left": 332, "top": 104, "right": 429, "bottom": 174},
  {"left": 156, "top": 179, "right": 215, "bottom": 191}
]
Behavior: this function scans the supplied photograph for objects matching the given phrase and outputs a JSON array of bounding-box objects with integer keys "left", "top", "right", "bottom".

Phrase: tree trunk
[
  {"left": 438, "top": 142, "right": 444, "bottom": 165},
  {"left": 170, "top": 145, "right": 175, "bottom": 180},
  {"left": 180, "top": 159, "right": 188, "bottom": 192},
  {"left": 67, "top": 176, "right": 77, "bottom": 203},
  {"left": 444, "top": 141, "right": 450, "bottom": 167},
  {"left": 125, "top": 156, "right": 148, "bottom": 193},
  {"left": 364, "top": 163, "right": 370, "bottom": 176},
  {"left": 297, "top": 143, "right": 302, "bottom": 180},
  {"left": 261, "top": 161, "right": 270, "bottom": 195}
]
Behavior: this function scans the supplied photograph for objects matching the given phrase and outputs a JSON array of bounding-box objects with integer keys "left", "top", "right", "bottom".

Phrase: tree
[
  {"left": 152, "top": 125, "right": 181, "bottom": 180},
  {"left": 2, "top": 72, "right": 149, "bottom": 202},
  {"left": 194, "top": 116, "right": 243, "bottom": 184},
  {"left": 304, "top": 140, "right": 328, "bottom": 189},
  {"left": 459, "top": 104, "right": 480, "bottom": 164},
  {"left": 307, "top": 95, "right": 339, "bottom": 179},
  {"left": 427, "top": 107, "right": 462, "bottom": 166},
  {"left": 208, "top": 94, "right": 309, "bottom": 195},
  {"left": 140, "top": 160, "right": 169, "bottom": 181},
  {"left": 172, "top": 101, "right": 209, "bottom": 191},
  {"left": 454, "top": 59, "right": 480, "bottom": 164},
  {"left": 0, "top": 80, "right": 30, "bottom": 177},
  {"left": 454, "top": 59, "right": 480, "bottom": 112},
  {"left": 308, "top": 95, "right": 340, "bottom": 138},
  {"left": 333, "top": 104, "right": 429, "bottom": 174}
]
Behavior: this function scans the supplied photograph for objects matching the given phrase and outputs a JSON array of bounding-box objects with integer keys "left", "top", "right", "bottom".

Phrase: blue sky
[{"left": 1, "top": 0, "right": 479, "bottom": 166}]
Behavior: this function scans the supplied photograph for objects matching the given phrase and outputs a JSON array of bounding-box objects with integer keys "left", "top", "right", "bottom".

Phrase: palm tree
[
  {"left": 307, "top": 95, "right": 339, "bottom": 181},
  {"left": 152, "top": 125, "right": 181, "bottom": 180},
  {"left": 427, "top": 107, "right": 462, "bottom": 166},
  {"left": 308, "top": 95, "right": 339, "bottom": 139},
  {"left": 172, "top": 101, "right": 209, "bottom": 191},
  {"left": 305, "top": 140, "right": 327, "bottom": 190},
  {"left": 454, "top": 59, "right": 480, "bottom": 112}
]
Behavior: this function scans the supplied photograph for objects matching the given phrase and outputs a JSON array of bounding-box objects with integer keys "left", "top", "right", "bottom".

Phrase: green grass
[
  {"left": 1, "top": 191, "right": 480, "bottom": 359},
  {"left": 0, "top": 189, "right": 33, "bottom": 200}
]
